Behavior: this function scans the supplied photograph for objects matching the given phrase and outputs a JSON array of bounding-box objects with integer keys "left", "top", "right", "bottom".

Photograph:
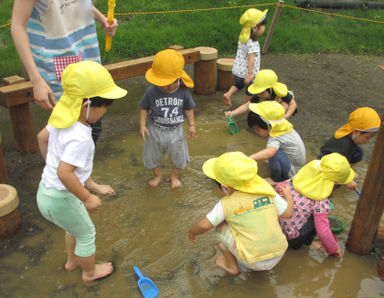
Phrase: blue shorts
[{"left": 36, "top": 181, "right": 96, "bottom": 257}]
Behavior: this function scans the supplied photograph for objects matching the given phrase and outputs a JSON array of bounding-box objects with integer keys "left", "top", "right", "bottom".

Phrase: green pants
[{"left": 36, "top": 181, "right": 96, "bottom": 257}]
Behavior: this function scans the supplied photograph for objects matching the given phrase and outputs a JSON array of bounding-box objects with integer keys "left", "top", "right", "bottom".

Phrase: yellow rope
[
  {"left": 1, "top": 3, "right": 383, "bottom": 29},
  {"left": 115, "top": 3, "right": 275, "bottom": 16},
  {"left": 284, "top": 4, "right": 384, "bottom": 24}
]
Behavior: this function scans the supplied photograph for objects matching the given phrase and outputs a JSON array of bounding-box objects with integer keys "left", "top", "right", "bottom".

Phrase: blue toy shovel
[
  {"left": 133, "top": 266, "right": 159, "bottom": 298},
  {"left": 356, "top": 189, "right": 361, "bottom": 196},
  {"left": 227, "top": 116, "right": 239, "bottom": 135}
]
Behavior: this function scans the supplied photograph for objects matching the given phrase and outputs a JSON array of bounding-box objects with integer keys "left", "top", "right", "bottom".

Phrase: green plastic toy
[{"left": 227, "top": 116, "right": 239, "bottom": 135}]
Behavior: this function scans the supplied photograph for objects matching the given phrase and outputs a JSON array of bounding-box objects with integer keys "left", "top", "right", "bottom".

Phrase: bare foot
[
  {"left": 215, "top": 256, "right": 239, "bottom": 275},
  {"left": 82, "top": 262, "right": 114, "bottom": 282},
  {"left": 149, "top": 176, "right": 161, "bottom": 187},
  {"left": 171, "top": 177, "right": 182, "bottom": 188},
  {"left": 309, "top": 240, "right": 324, "bottom": 250},
  {"left": 65, "top": 259, "right": 80, "bottom": 271},
  {"left": 223, "top": 93, "right": 232, "bottom": 107}
]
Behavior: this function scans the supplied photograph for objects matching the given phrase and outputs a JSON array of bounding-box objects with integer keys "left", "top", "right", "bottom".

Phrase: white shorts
[{"left": 143, "top": 122, "right": 190, "bottom": 169}]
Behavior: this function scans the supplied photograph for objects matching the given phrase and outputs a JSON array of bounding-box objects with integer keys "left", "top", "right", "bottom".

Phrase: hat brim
[
  {"left": 202, "top": 157, "right": 217, "bottom": 180},
  {"left": 202, "top": 156, "right": 275, "bottom": 195},
  {"left": 145, "top": 69, "right": 194, "bottom": 88},
  {"left": 334, "top": 123, "right": 353, "bottom": 139},
  {"left": 98, "top": 85, "right": 128, "bottom": 99}
]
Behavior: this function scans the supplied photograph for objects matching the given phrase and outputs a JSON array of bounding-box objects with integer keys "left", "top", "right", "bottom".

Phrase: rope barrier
[{"left": 1, "top": 3, "right": 383, "bottom": 29}]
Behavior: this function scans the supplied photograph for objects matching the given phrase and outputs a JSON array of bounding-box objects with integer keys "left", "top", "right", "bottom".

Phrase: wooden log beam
[
  {"left": 0, "top": 48, "right": 201, "bottom": 107},
  {"left": 347, "top": 113, "right": 384, "bottom": 255}
]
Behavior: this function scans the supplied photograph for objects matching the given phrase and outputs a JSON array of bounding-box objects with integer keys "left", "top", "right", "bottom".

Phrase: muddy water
[{"left": 1, "top": 61, "right": 384, "bottom": 297}]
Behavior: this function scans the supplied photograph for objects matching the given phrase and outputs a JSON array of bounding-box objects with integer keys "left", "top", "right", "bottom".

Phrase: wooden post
[
  {"left": 262, "top": 0, "right": 284, "bottom": 54},
  {"left": 347, "top": 113, "right": 384, "bottom": 255},
  {"left": 2, "top": 76, "right": 37, "bottom": 154},
  {"left": 216, "top": 58, "right": 234, "bottom": 91},
  {"left": 194, "top": 47, "right": 218, "bottom": 95},
  {"left": 0, "top": 134, "right": 9, "bottom": 184}
]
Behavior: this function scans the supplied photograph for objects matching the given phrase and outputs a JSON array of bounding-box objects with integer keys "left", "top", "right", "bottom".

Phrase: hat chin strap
[{"left": 85, "top": 98, "right": 91, "bottom": 121}]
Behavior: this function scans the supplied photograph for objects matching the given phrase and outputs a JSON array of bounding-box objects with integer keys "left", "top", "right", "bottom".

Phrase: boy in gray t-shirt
[
  {"left": 247, "top": 101, "right": 306, "bottom": 185},
  {"left": 139, "top": 49, "right": 196, "bottom": 188}
]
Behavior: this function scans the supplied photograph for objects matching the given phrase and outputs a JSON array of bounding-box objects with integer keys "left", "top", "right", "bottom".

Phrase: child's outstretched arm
[
  {"left": 184, "top": 109, "right": 196, "bottom": 138},
  {"left": 249, "top": 147, "right": 277, "bottom": 161},
  {"left": 139, "top": 108, "right": 150, "bottom": 141},
  {"left": 314, "top": 213, "right": 341, "bottom": 257},
  {"left": 225, "top": 102, "right": 250, "bottom": 118},
  {"left": 58, "top": 161, "right": 102, "bottom": 213},
  {"left": 37, "top": 127, "right": 49, "bottom": 161},
  {"left": 188, "top": 217, "right": 214, "bottom": 242},
  {"left": 285, "top": 97, "right": 297, "bottom": 120}
]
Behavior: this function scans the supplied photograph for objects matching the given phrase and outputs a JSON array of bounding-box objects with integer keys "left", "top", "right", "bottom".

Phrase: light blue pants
[{"left": 36, "top": 181, "right": 96, "bottom": 257}]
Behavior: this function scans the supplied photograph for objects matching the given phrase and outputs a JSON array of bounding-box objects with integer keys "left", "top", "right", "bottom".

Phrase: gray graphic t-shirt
[{"left": 139, "top": 84, "right": 196, "bottom": 127}]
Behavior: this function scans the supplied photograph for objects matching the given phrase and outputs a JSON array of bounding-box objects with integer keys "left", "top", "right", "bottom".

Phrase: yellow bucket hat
[
  {"left": 335, "top": 107, "right": 381, "bottom": 139},
  {"left": 249, "top": 101, "right": 293, "bottom": 137},
  {"left": 202, "top": 151, "right": 276, "bottom": 196},
  {"left": 48, "top": 61, "right": 127, "bottom": 128},
  {"left": 239, "top": 8, "right": 268, "bottom": 44},
  {"left": 293, "top": 153, "right": 355, "bottom": 200},
  {"left": 145, "top": 49, "right": 194, "bottom": 88},
  {"left": 248, "top": 69, "right": 288, "bottom": 97}
]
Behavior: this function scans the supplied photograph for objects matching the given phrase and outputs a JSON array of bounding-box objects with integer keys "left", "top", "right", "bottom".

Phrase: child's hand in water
[
  {"left": 188, "top": 230, "right": 197, "bottom": 242},
  {"left": 84, "top": 194, "right": 102, "bottom": 213},
  {"left": 346, "top": 180, "right": 357, "bottom": 191}
]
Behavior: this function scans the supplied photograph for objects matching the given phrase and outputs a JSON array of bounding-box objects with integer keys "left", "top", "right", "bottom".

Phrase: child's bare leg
[
  {"left": 171, "top": 168, "right": 182, "bottom": 188},
  {"left": 65, "top": 233, "right": 80, "bottom": 271},
  {"left": 149, "top": 167, "right": 162, "bottom": 187},
  {"left": 78, "top": 254, "right": 113, "bottom": 282},
  {"left": 216, "top": 243, "right": 240, "bottom": 275},
  {"left": 224, "top": 86, "right": 238, "bottom": 107}
]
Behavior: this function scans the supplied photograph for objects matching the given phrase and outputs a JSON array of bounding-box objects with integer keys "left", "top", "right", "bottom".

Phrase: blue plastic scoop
[{"left": 133, "top": 266, "right": 159, "bottom": 298}]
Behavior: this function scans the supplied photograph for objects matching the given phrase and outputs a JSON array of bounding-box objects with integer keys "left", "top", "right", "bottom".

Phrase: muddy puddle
[{"left": 1, "top": 54, "right": 384, "bottom": 297}]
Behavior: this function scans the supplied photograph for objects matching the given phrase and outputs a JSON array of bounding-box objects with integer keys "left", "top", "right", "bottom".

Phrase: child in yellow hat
[
  {"left": 318, "top": 107, "right": 381, "bottom": 179},
  {"left": 139, "top": 49, "right": 196, "bottom": 188},
  {"left": 277, "top": 153, "right": 357, "bottom": 257},
  {"left": 247, "top": 101, "right": 306, "bottom": 185},
  {"left": 225, "top": 69, "right": 297, "bottom": 120},
  {"left": 36, "top": 61, "right": 127, "bottom": 282},
  {"left": 188, "top": 152, "right": 293, "bottom": 275},
  {"left": 223, "top": 8, "right": 268, "bottom": 108}
]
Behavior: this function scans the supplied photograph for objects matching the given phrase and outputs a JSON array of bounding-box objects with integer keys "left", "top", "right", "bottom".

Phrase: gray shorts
[{"left": 143, "top": 122, "right": 190, "bottom": 169}]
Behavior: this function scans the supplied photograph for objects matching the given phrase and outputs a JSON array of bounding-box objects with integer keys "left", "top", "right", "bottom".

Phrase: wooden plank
[
  {"left": 0, "top": 82, "right": 34, "bottom": 108},
  {"left": 0, "top": 48, "right": 201, "bottom": 107},
  {"left": 347, "top": 113, "right": 384, "bottom": 255}
]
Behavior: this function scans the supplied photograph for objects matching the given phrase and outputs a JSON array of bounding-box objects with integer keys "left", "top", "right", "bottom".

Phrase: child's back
[{"left": 248, "top": 101, "right": 306, "bottom": 183}]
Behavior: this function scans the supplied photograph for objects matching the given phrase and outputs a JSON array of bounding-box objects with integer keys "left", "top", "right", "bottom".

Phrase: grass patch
[{"left": 1, "top": 0, "right": 384, "bottom": 78}]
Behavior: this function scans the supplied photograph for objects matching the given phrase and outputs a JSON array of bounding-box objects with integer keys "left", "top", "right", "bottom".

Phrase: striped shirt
[{"left": 27, "top": 0, "right": 101, "bottom": 99}]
